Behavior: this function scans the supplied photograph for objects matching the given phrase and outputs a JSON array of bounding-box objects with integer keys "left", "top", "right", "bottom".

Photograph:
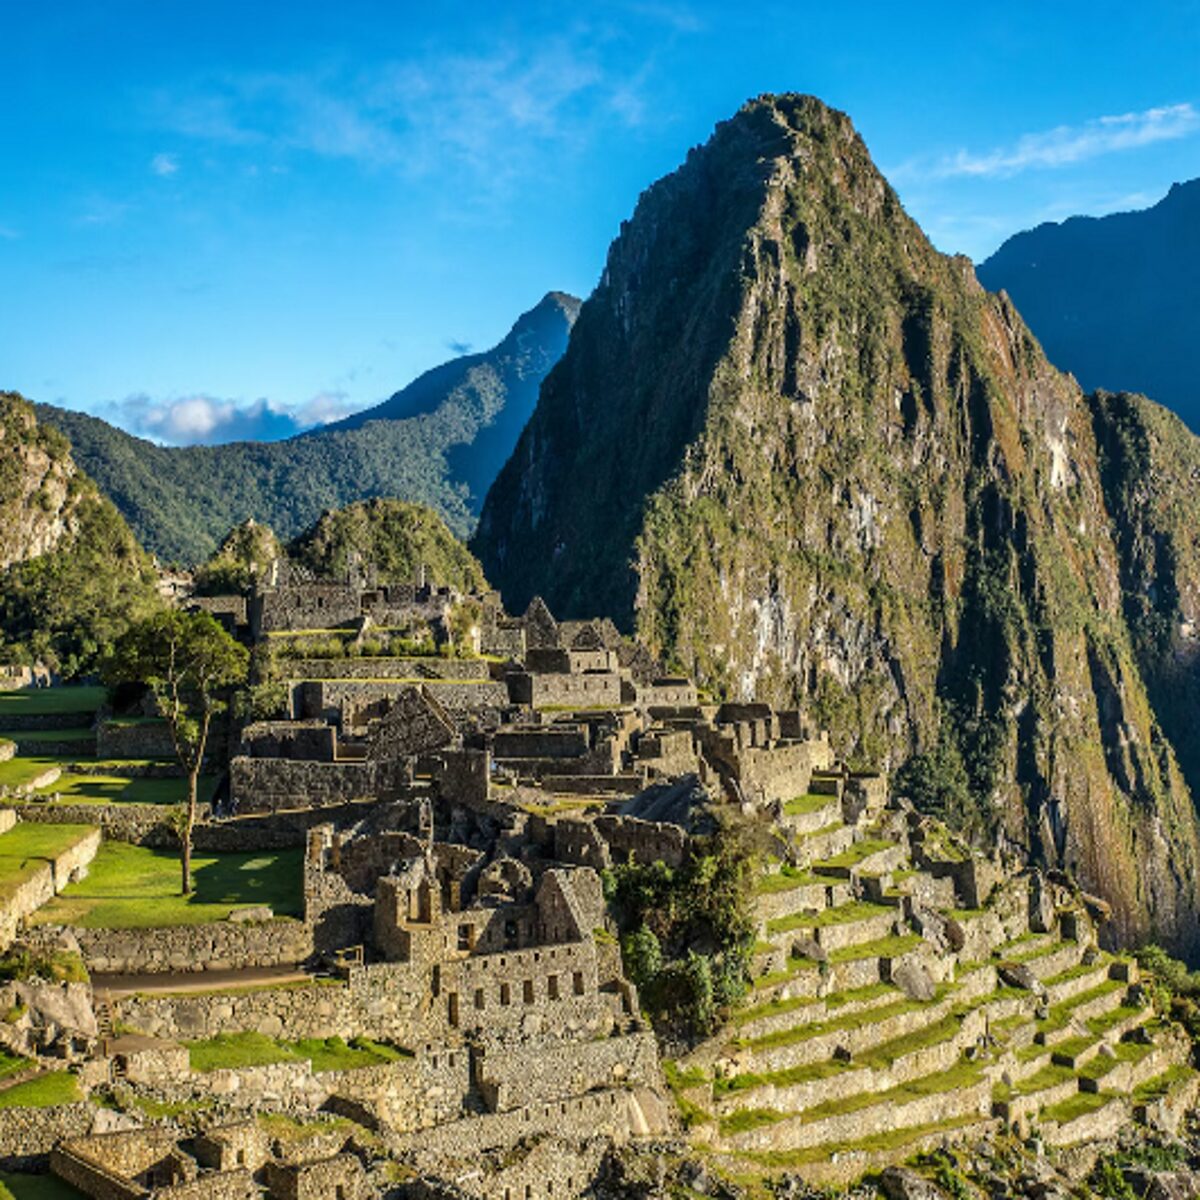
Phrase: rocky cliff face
[
  {"left": 0, "top": 392, "right": 159, "bottom": 675},
  {"left": 0, "top": 392, "right": 89, "bottom": 569},
  {"left": 474, "top": 95, "right": 1200, "bottom": 956}
]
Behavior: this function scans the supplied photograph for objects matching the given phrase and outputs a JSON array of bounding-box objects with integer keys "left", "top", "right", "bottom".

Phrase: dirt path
[{"left": 91, "top": 964, "right": 316, "bottom": 998}]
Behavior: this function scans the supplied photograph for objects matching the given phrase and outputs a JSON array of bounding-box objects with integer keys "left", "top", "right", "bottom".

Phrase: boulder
[
  {"left": 893, "top": 959, "right": 937, "bottom": 1002},
  {"left": 228, "top": 906, "right": 273, "bottom": 923},
  {"left": 998, "top": 962, "right": 1042, "bottom": 992},
  {"left": 880, "top": 1166, "right": 947, "bottom": 1200}
]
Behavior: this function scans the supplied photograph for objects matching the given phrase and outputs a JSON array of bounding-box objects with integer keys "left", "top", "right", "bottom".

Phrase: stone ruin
[{"left": 0, "top": 591, "right": 1196, "bottom": 1198}]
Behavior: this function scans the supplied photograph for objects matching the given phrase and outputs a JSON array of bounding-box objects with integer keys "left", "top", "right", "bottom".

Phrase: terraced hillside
[{"left": 667, "top": 777, "right": 1197, "bottom": 1186}]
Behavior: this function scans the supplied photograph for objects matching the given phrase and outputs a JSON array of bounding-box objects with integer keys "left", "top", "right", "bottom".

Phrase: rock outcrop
[{"left": 473, "top": 94, "right": 1200, "bottom": 957}]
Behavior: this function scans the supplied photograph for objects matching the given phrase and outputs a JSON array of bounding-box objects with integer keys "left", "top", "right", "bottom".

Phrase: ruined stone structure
[{"left": 1, "top": 592, "right": 1197, "bottom": 1199}]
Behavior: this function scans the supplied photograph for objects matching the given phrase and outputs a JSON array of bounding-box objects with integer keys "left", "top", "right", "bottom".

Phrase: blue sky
[{"left": 3, "top": 0, "right": 1198, "bottom": 444}]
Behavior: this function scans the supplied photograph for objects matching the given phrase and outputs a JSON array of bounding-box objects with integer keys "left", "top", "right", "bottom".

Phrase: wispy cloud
[
  {"left": 76, "top": 196, "right": 131, "bottom": 227},
  {"left": 113, "top": 390, "right": 358, "bottom": 445},
  {"left": 897, "top": 103, "right": 1200, "bottom": 181},
  {"left": 150, "top": 152, "right": 179, "bottom": 176},
  {"left": 151, "top": 35, "right": 660, "bottom": 195},
  {"left": 0, "top": 224, "right": 18, "bottom": 240}
]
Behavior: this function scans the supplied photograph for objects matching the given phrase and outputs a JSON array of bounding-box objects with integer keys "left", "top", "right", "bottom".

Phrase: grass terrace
[
  {"left": 1040, "top": 1089, "right": 1116, "bottom": 1124},
  {"left": 3, "top": 729, "right": 94, "bottom": 746},
  {"left": 0, "top": 687, "right": 105, "bottom": 721},
  {"left": 755, "top": 865, "right": 825, "bottom": 895},
  {"left": 36, "top": 771, "right": 217, "bottom": 807},
  {"left": 738, "top": 988, "right": 951, "bottom": 1052},
  {"left": 0, "top": 1171, "right": 87, "bottom": 1200},
  {"left": 0, "top": 823, "right": 97, "bottom": 904},
  {"left": 766, "top": 900, "right": 891, "bottom": 936},
  {"left": 814, "top": 838, "right": 894, "bottom": 870},
  {"left": 0, "top": 756, "right": 64, "bottom": 791},
  {"left": 782, "top": 794, "right": 835, "bottom": 816},
  {"left": 0, "top": 1071, "right": 80, "bottom": 1109},
  {"left": 30, "top": 843, "right": 302, "bottom": 928},
  {"left": 188, "top": 1032, "right": 410, "bottom": 1073},
  {"left": 737, "top": 1114, "right": 985, "bottom": 1169}
]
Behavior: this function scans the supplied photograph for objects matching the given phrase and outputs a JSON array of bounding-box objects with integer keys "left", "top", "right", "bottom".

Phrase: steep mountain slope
[
  {"left": 0, "top": 392, "right": 160, "bottom": 674},
  {"left": 978, "top": 181, "right": 1200, "bottom": 431},
  {"left": 35, "top": 292, "right": 579, "bottom": 564},
  {"left": 474, "top": 94, "right": 1200, "bottom": 956}
]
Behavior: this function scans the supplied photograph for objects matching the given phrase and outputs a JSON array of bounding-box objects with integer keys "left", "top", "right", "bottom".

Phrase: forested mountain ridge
[
  {"left": 35, "top": 291, "right": 579, "bottom": 565},
  {"left": 474, "top": 93, "right": 1200, "bottom": 956}
]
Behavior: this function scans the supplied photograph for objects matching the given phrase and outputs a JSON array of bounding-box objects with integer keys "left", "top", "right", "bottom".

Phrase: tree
[{"left": 105, "top": 611, "right": 248, "bottom": 894}]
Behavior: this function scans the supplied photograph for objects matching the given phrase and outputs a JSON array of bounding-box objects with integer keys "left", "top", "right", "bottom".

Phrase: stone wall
[
  {"left": 96, "top": 720, "right": 176, "bottom": 760},
  {"left": 277, "top": 657, "right": 489, "bottom": 682},
  {"left": 230, "top": 758, "right": 376, "bottom": 814},
  {"left": 296, "top": 679, "right": 507, "bottom": 724},
  {"left": 0, "top": 824, "right": 100, "bottom": 950},
  {"left": 74, "top": 917, "right": 313, "bottom": 975},
  {"left": 492, "top": 727, "right": 590, "bottom": 760},
  {"left": 593, "top": 816, "right": 688, "bottom": 869},
  {"left": 240, "top": 721, "right": 335, "bottom": 762},
  {"left": 507, "top": 672, "right": 623, "bottom": 710},
  {"left": 0, "top": 1103, "right": 94, "bottom": 1169},
  {"left": 396, "top": 1087, "right": 658, "bottom": 1160},
  {"left": 476, "top": 1030, "right": 660, "bottom": 1113}
]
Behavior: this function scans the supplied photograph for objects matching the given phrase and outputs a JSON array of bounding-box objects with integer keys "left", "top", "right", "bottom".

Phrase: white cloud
[
  {"left": 150, "top": 152, "right": 179, "bottom": 176},
  {"left": 912, "top": 103, "right": 1200, "bottom": 180},
  {"left": 114, "top": 391, "right": 359, "bottom": 445}
]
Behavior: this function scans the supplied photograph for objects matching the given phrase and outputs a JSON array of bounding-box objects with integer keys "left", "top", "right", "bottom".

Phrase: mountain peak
[{"left": 474, "top": 96, "right": 1200, "bottom": 956}]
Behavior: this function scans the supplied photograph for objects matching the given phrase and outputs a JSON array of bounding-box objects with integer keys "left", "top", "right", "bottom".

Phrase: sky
[{"left": 2, "top": 0, "right": 1198, "bottom": 444}]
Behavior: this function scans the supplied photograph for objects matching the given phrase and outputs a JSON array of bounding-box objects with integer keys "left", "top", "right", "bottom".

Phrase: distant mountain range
[
  {"left": 35, "top": 291, "right": 579, "bottom": 565},
  {"left": 978, "top": 180, "right": 1200, "bottom": 431}
]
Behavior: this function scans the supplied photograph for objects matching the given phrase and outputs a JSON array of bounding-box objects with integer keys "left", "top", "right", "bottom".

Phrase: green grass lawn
[
  {"left": 0, "top": 1071, "right": 80, "bottom": 1109},
  {"left": 188, "top": 1032, "right": 410, "bottom": 1073},
  {"left": 0, "top": 1171, "right": 86, "bottom": 1200},
  {"left": 783, "top": 794, "right": 836, "bottom": 816},
  {"left": 816, "top": 838, "right": 895, "bottom": 870},
  {"left": 0, "top": 687, "right": 105, "bottom": 720},
  {"left": 2, "top": 724, "right": 93, "bottom": 744},
  {"left": 0, "top": 756, "right": 65, "bottom": 790},
  {"left": 36, "top": 772, "right": 216, "bottom": 807},
  {"left": 29, "top": 842, "right": 303, "bottom": 928},
  {"left": 0, "top": 823, "right": 97, "bottom": 903},
  {"left": 0, "top": 1050, "right": 32, "bottom": 1081}
]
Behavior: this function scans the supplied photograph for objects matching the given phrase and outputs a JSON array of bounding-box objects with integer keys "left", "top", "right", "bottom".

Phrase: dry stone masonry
[{"left": 1, "top": 586, "right": 1197, "bottom": 1199}]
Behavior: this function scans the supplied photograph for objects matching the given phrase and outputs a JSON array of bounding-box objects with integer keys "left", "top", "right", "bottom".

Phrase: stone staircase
[{"left": 670, "top": 793, "right": 1197, "bottom": 1185}]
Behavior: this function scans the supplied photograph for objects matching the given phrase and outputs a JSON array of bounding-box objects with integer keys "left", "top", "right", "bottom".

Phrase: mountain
[
  {"left": 34, "top": 292, "right": 579, "bottom": 565},
  {"left": 0, "top": 392, "right": 160, "bottom": 675},
  {"left": 977, "top": 180, "right": 1200, "bottom": 431},
  {"left": 474, "top": 94, "right": 1200, "bottom": 956},
  {"left": 288, "top": 498, "right": 488, "bottom": 593}
]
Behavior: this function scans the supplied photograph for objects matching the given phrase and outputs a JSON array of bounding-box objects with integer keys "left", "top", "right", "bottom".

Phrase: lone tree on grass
[{"left": 105, "top": 610, "right": 248, "bottom": 895}]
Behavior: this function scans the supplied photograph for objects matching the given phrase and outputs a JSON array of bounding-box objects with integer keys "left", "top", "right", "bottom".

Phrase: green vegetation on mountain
[
  {"left": 193, "top": 519, "right": 285, "bottom": 595},
  {"left": 288, "top": 498, "right": 488, "bottom": 592},
  {"left": 475, "top": 94, "right": 1200, "bottom": 956},
  {"left": 0, "top": 393, "right": 161, "bottom": 676},
  {"left": 36, "top": 292, "right": 578, "bottom": 565}
]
